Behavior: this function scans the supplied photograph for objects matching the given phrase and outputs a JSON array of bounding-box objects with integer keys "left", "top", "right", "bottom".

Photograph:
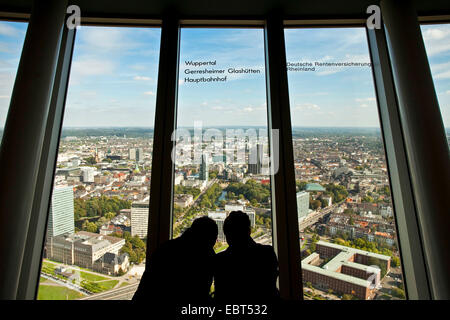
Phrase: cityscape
[
  {"left": 2, "top": 21, "right": 446, "bottom": 302},
  {"left": 38, "top": 126, "right": 405, "bottom": 301}
]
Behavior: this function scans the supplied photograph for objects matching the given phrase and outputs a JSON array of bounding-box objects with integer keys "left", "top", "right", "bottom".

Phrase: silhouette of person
[
  {"left": 133, "top": 216, "right": 218, "bottom": 304},
  {"left": 213, "top": 211, "right": 279, "bottom": 302}
]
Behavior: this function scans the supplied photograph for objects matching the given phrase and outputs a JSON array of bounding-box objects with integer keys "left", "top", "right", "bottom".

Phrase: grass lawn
[
  {"left": 80, "top": 271, "right": 108, "bottom": 282},
  {"left": 38, "top": 284, "right": 85, "bottom": 300},
  {"left": 39, "top": 277, "right": 48, "bottom": 283},
  {"left": 214, "top": 243, "right": 229, "bottom": 253},
  {"left": 98, "top": 280, "right": 119, "bottom": 291},
  {"left": 42, "top": 261, "right": 56, "bottom": 270},
  {"left": 43, "top": 259, "right": 93, "bottom": 273},
  {"left": 120, "top": 282, "right": 130, "bottom": 287}
]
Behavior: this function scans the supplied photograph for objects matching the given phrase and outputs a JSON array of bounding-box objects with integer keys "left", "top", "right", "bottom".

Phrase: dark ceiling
[{"left": 0, "top": 0, "right": 449, "bottom": 20}]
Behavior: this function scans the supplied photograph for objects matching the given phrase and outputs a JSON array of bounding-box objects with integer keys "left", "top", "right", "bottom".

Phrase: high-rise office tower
[
  {"left": 81, "top": 166, "right": 95, "bottom": 183},
  {"left": 208, "top": 211, "right": 227, "bottom": 242},
  {"left": 199, "top": 153, "right": 209, "bottom": 181},
  {"left": 47, "top": 186, "right": 75, "bottom": 239},
  {"left": 131, "top": 201, "right": 149, "bottom": 238},
  {"left": 248, "top": 143, "right": 263, "bottom": 175},
  {"left": 129, "top": 148, "right": 144, "bottom": 162},
  {"left": 296, "top": 191, "right": 310, "bottom": 221}
]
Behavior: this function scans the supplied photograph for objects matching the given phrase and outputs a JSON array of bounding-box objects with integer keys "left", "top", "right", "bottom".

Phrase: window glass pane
[
  {"left": 37, "top": 26, "right": 160, "bottom": 300},
  {"left": 421, "top": 23, "right": 450, "bottom": 148},
  {"left": 285, "top": 27, "right": 405, "bottom": 300},
  {"left": 0, "top": 21, "right": 27, "bottom": 145},
  {"left": 173, "top": 28, "right": 274, "bottom": 249}
]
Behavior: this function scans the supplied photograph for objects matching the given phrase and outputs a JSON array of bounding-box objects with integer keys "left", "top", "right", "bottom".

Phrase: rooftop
[{"left": 305, "top": 183, "right": 326, "bottom": 192}]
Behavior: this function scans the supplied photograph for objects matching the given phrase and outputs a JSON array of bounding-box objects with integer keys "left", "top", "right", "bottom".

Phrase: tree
[
  {"left": 95, "top": 216, "right": 108, "bottom": 228},
  {"left": 344, "top": 208, "right": 353, "bottom": 215},
  {"left": 310, "top": 199, "right": 321, "bottom": 210},
  {"left": 296, "top": 181, "right": 307, "bottom": 191},
  {"left": 349, "top": 216, "right": 354, "bottom": 225},
  {"left": 320, "top": 198, "right": 329, "bottom": 208},
  {"left": 342, "top": 294, "right": 354, "bottom": 300},
  {"left": 104, "top": 212, "right": 116, "bottom": 220},
  {"left": 209, "top": 171, "right": 218, "bottom": 179},
  {"left": 325, "top": 184, "right": 348, "bottom": 203},
  {"left": 391, "top": 287, "right": 405, "bottom": 299},
  {"left": 84, "top": 156, "right": 97, "bottom": 165},
  {"left": 391, "top": 256, "right": 400, "bottom": 268},
  {"left": 82, "top": 221, "right": 98, "bottom": 233}
]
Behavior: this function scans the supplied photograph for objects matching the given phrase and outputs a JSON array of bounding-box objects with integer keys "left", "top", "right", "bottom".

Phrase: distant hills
[{"left": 1, "top": 126, "right": 449, "bottom": 140}]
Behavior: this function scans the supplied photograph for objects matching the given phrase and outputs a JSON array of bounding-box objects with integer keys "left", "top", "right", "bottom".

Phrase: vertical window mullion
[
  {"left": 366, "top": 26, "right": 431, "bottom": 300},
  {"left": 264, "top": 15, "right": 303, "bottom": 300},
  {"left": 0, "top": 0, "right": 68, "bottom": 300},
  {"left": 147, "top": 17, "right": 180, "bottom": 256},
  {"left": 20, "top": 25, "right": 77, "bottom": 300}
]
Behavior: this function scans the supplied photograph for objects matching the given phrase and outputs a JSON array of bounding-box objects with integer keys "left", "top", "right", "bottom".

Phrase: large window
[
  {"left": 421, "top": 23, "right": 450, "bottom": 147},
  {"left": 0, "top": 20, "right": 27, "bottom": 145},
  {"left": 172, "top": 28, "right": 274, "bottom": 253},
  {"left": 37, "top": 26, "right": 160, "bottom": 300},
  {"left": 285, "top": 27, "right": 405, "bottom": 300}
]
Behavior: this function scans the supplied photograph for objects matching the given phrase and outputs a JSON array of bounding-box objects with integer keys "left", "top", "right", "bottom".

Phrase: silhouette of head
[
  {"left": 223, "top": 211, "right": 251, "bottom": 247},
  {"left": 183, "top": 216, "right": 218, "bottom": 249}
]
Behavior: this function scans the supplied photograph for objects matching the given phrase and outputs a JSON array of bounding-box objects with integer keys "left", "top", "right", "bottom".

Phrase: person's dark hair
[
  {"left": 184, "top": 216, "right": 218, "bottom": 248},
  {"left": 223, "top": 211, "right": 251, "bottom": 246}
]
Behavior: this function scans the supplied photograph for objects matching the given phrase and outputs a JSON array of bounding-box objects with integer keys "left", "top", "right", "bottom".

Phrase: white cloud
[
  {"left": 0, "top": 23, "right": 19, "bottom": 37},
  {"left": 80, "top": 28, "right": 133, "bottom": 52},
  {"left": 133, "top": 76, "right": 152, "bottom": 81},
  {"left": 144, "top": 91, "right": 155, "bottom": 96},
  {"left": 355, "top": 97, "right": 376, "bottom": 102},
  {"left": 422, "top": 26, "right": 450, "bottom": 56},
  {"left": 71, "top": 59, "right": 115, "bottom": 77},
  {"left": 295, "top": 103, "right": 320, "bottom": 110},
  {"left": 430, "top": 61, "right": 450, "bottom": 79}
]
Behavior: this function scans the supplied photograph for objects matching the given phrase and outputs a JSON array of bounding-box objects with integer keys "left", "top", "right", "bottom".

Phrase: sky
[
  {"left": 0, "top": 21, "right": 27, "bottom": 128},
  {"left": 0, "top": 22, "right": 448, "bottom": 129},
  {"left": 285, "top": 28, "right": 379, "bottom": 127},
  {"left": 421, "top": 24, "right": 450, "bottom": 129}
]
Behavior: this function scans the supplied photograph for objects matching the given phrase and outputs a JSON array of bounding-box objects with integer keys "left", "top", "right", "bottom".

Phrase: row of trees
[
  {"left": 324, "top": 183, "right": 348, "bottom": 203},
  {"left": 174, "top": 185, "right": 201, "bottom": 199},
  {"left": 198, "top": 183, "right": 222, "bottom": 209},
  {"left": 74, "top": 196, "right": 131, "bottom": 221},
  {"left": 225, "top": 180, "right": 271, "bottom": 204},
  {"left": 110, "top": 231, "right": 147, "bottom": 265},
  {"left": 333, "top": 237, "right": 400, "bottom": 268}
]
